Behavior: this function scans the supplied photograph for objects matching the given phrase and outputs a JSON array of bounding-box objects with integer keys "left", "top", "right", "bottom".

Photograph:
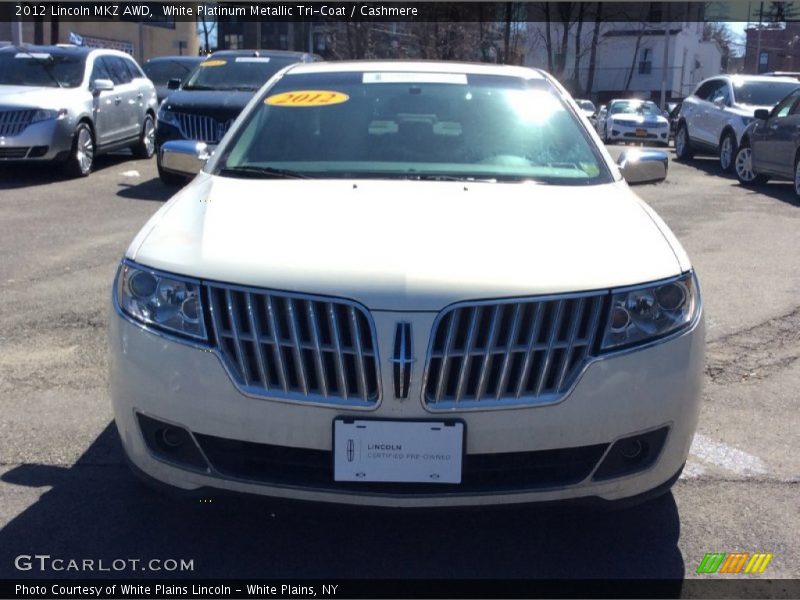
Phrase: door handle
[
  {"left": 114, "top": 96, "right": 122, "bottom": 105},
  {"left": 136, "top": 93, "right": 143, "bottom": 100}
]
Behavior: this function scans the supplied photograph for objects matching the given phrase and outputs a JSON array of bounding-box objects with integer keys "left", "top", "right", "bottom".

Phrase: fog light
[
  {"left": 620, "top": 439, "right": 643, "bottom": 459},
  {"left": 593, "top": 427, "right": 669, "bottom": 481},
  {"left": 159, "top": 427, "right": 185, "bottom": 449}
]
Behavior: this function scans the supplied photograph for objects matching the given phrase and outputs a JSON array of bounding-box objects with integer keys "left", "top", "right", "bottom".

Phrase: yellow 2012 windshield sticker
[
  {"left": 265, "top": 91, "right": 349, "bottom": 107},
  {"left": 200, "top": 59, "right": 226, "bottom": 67}
]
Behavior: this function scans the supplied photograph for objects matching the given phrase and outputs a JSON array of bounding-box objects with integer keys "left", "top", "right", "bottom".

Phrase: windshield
[
  {"left": 215, "top": 71, "right": 611, "bottom": 185},
  {"left": 0, "top": 51, "right": 85, "bottom": 88},
  {"left": 143, "top": 60, "right": 197, "bottom": 85},
  {"left": 733, "top": 80, "right": 800, "bottom": 106},
  {"left": 608, "top": 100, "right": 661, "bottom": 117},
  {"left": 183, "top": 56, "right": 300, "bottom": 91}
]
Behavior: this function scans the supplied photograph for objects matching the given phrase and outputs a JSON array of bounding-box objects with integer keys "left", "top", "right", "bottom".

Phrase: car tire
[
  {"left": 674, "top": 124, "right": 693, "bottom": 161},
  {"left": 64, "top": 123, "right": 94, "bottom": 178},
  {"left": 719, "top": 131, "right": 737, "bottom": 173},
  {"left": 157, "top": 157, "right": 186, "bottom": 186},
  {"left": 132, "top": 115, "right": 156, "bottom": 159},
  {"left": 734, "top": 143, "right": 768, "bottom": 186},
  {"left": 794, "top": 154, "right": 800, "bottom": 199}
]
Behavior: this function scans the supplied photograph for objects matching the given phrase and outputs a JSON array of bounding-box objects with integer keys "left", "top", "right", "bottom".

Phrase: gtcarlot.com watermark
[{"left": 15, "top": 554, "right": 194, "bottom": 573}]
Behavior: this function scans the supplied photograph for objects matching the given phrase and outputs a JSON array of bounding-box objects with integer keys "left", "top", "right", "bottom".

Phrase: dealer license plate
[
  {"left": 333, "top": 419, "right": 464, "bottom": 483},
  {"left": 636, "top": 128, "right": 648, "bottom": 137}
]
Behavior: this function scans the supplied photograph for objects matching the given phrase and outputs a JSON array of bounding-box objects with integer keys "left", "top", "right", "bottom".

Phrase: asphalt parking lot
[{"left": 0, "top": 147, "right": 798, "bottom": 586}]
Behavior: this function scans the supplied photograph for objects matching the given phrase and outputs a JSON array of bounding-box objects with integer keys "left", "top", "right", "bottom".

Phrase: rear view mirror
[
  {"left": 754, "top": 109, "right": 770, "bottom": 120},
  {"left": 167, "top": 78, "right": 181, "bottom": 90},
  {"left": 616, "top": 149, "right": 668, "bottom": 185}
]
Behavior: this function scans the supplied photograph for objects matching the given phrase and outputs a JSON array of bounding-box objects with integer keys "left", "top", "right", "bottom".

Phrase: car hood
[
  {"left": 161, "top": 89, "right": 255, "bottom": 112},
  {"left": 129, "top": 176, "right": 686, "bottom": 311},
  {"left": 0, "top": 85, "right": 77, "bottom": 109}
]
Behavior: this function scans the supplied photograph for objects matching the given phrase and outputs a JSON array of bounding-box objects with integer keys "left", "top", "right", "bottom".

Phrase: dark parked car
[
  {"left": 155, "top": 49, "right": 320, "bottom": 184},
  {"left": 142, "top": 55, "right": 203, "bottom": 103},
  {"left": 734, "top": 87, "right": 800, "bottom": 198},
  {"left": 668, "top": 102, "right": 682, "bottom": 140}
]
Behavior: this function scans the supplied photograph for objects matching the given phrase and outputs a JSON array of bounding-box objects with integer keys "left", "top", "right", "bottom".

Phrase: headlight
[
  {"left": 115, "top": 262, "right": 206, "bottom": 340},
  {"left": 601, "top": 272, "right": 699, "bottom": 351},
  {"left": 157, "top": 103, "right": 179, "bottom": 127},
  {"left": 30, "top": 108, "right": 67, "bottom": 123}
]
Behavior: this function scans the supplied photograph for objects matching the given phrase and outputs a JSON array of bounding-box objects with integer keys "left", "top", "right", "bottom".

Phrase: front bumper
[
  {"left": 0, "top": 117, "right": 74, "bottom": 162},
  {"left": 608, "top": 123, "right": 669, "bottom": 144},
  {"left": 110, "top": 302, "right": 704, "bottom": 508}
]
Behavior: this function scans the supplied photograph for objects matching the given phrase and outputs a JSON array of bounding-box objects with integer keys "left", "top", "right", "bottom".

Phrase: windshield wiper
[
  {"left": 15, "top": 48, "right": 63, "bottom": 88},
  {"left": 183, "top": 84, "right": 217, "bottom": 91},
  {"left": 218, "top": 165, "right": 310, "bottom": 179}
]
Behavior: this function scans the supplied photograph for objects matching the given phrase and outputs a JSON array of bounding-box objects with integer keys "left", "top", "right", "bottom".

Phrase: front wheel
[
  {"left": 132, "top": 115, "right": 155, "bottom": 159},
  {"left": 674, "top": 124, "right": 693, "bottom": 160},
  {"left": 794, "top": 155, "right": 800, "bottom": 199},
  {"left": 64, "top": 123, "right": 94, "bottom": 178},
  {"left": 734, "top": 145, "right": 768, "bottom": 186},
  {"left": 719, "top": 131, "right": 737, "bottom": 173}
]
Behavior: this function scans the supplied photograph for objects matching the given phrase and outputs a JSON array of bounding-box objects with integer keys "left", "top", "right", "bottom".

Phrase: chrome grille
[
  {"left": 424, "top": 293, "right": 605, "bottom": 409},
  {"left": 0, "top": 109, "right": 35, "bottom": 137},
  {"left": 175, "top": 113, "right": 232, "bottom": 143},
  {"left": 0, "top": 147, "right": 30, "bottom": 159},
  {"left": 207, "top": 284, "right": 380, "bottom": 406}
]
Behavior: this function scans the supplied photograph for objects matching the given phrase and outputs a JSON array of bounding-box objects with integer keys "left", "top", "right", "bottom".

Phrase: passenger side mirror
[
  {"left": 616, "top": 149, "right": 668, "bottom": 185},
  {"left": 713, "top": 96, "right": 726, "bottom": 108},
  {"left": 754, "top": 109, "right": 770, "bottom": 120},
  {"left": 167, "top": 78, "right": 182, "bottom": 90},
  {"left": 159, "top": 140, "right": 215, "bottom": 179},
  {"left": 92, "top": 79, "right": 114, "bottom": 94}
]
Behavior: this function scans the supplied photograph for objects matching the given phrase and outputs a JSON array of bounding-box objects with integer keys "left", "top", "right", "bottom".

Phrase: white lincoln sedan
[{"left": 110, "top": 62, "right": 704, "bottom": 508}]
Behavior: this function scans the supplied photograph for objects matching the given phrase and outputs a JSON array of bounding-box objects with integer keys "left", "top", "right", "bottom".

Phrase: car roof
[
  {"left": 209, "top": 49, "right": 319, "bottom": 61},
  {"left": 706, "top": 74, "right": 799, "bottom": 84},
  {"left": 1, "top": 44, "right": 93, "bottom": 58},
  {"left": 145, "top": 56, "right": 204, "bottom": 64},
  {"left": 283, "top": 60, "right": 548, "bottom": 80}
]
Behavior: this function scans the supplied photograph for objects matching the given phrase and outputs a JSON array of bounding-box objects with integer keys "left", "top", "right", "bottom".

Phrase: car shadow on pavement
[
  {"left": 0, "top": 423, "right": 684, "bottom": 585},
  {"left": 736, "top": 182, "right": 800, "bottom": 207},
  {"left": 0, "top": 154, "right": 139, "bottom": 190},
  {"left": 117, "top": 178, "right": 176, "bottom": 202}
]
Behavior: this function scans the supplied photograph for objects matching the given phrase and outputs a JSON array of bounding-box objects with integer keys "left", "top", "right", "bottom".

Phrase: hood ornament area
[{"left": 391, "top": 322, "right": 413, "bottom": 400}]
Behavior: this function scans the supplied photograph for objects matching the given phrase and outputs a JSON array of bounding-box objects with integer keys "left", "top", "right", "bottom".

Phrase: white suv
[{"left": 675, "top": 75, "right": 800, "bottom": 172}]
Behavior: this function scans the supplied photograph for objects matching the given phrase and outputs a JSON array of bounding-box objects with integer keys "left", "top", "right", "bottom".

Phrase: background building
[
  {"left": 0, "top": 13, "right": 199, "bottom": 63},
  {"left": 744, "top": 23, "right": 800, "bottom": 73}
]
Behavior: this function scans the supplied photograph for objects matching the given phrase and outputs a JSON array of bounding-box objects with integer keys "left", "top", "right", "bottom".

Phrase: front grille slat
[
  {"left": 225, "top": 289, "right": 250, "bottom": 386},
  {"left": 265, "top": 295, "right": 290, "bottom": 393},
  {"left": 208, "top": 284, "right": 379, "bottom": 406},
  {"left": 453, "top": 307, "right": 480, "bottom": 403},
  {"left": 245, "top": 292, "right": 271, "bottom": 392},
  {"left": 348, "top": 306, "right": 368, "bottom": 402},
  {"left": 474, "top": 305, "right": 502, "bottom": 400},
  {"left": 515, "top": 302, "right": 546, "bottom": 398},
  {"left": 306, "top": 301, "right": 329, "bottom": 398},
  {"left": 554, "top": 297, "right": 587, "bottom": 391},
  {"left": 425, "top": 292, "right": 606, "bottom": 409},
  {"left": 327, "top": 303, "right": 349, "bottom": 400},
  {"left": 286, "top": 298, "right": 309, "bottom": 396}
]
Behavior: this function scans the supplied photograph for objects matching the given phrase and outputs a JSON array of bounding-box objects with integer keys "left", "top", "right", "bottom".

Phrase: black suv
[{"left": 155, "top": 49, "right": 320, "bottom": 184}]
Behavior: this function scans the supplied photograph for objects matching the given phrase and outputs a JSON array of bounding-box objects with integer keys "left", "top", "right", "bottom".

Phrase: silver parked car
[{"left": 0, "top": 45, "right": 158, "bottom": 177}]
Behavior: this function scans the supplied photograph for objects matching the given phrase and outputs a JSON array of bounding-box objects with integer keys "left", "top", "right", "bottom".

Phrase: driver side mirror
[
  {"left": 159, "top": 140, "right": 215, "bottom": 179},
  {"left": 91, "top": 78, "right": 114, "bottom": 94},
  {"left": 167, "top": 78, "right": 181, "bottom": 90},
  {"left": 754, "top": 109, "right": 770, "bottom": 120},
  {"left": 713, "top": 96, "right": 727, "bottom": 108},
  {"left": 616, "top": 149, "right": 668, "bottom": 185}
]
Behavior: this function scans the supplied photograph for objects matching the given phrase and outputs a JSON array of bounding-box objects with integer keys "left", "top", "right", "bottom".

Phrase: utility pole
[{"left": 659, "top": 3, "right": 671, "bottom": 110}]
